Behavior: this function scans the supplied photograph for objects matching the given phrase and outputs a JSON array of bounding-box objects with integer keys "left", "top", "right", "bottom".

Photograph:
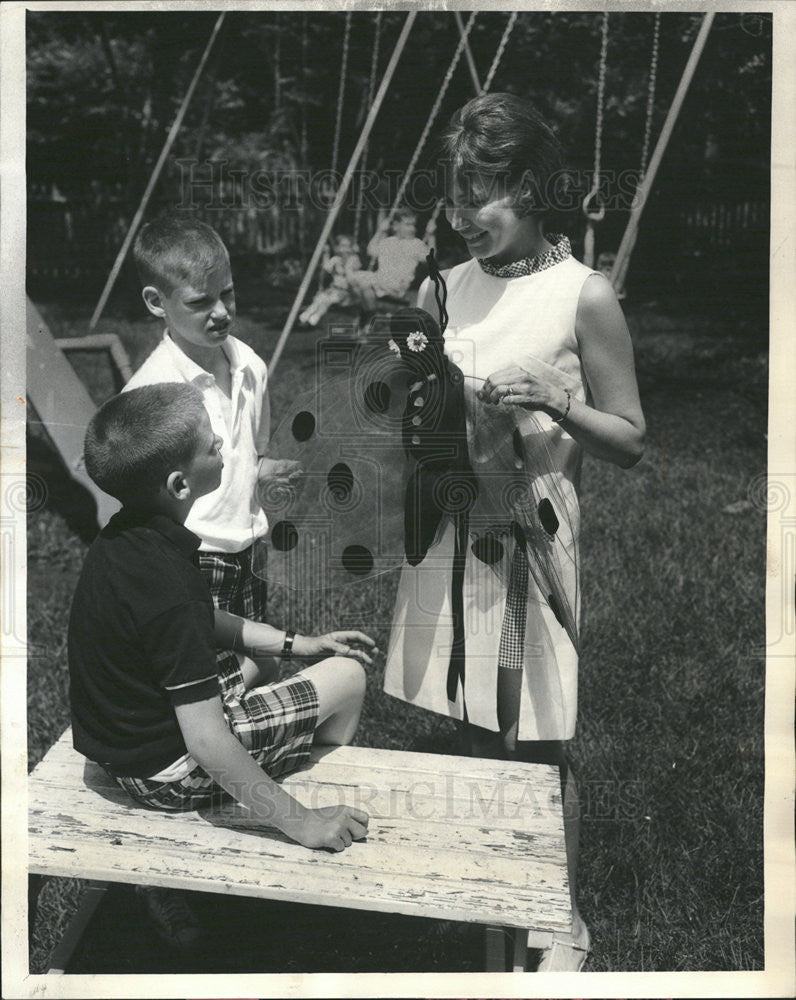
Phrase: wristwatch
[{"left": 281, "top": 629, "right": 295, "bottom": 660}]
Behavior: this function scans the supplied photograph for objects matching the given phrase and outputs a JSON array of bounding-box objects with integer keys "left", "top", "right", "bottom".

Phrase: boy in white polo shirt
[{"left": 125, "top": 215, "right": 294, "bottom": 625}]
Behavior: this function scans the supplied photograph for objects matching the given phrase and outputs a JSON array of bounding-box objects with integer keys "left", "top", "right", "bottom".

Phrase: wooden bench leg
[
  {"left": 47, "top": 880, "right": 108, "bottom": 975},
  {"left": 486, "top": 925, "right": 529, "bottom": 971},
  {"left": 485, "top": 927, "right": 548, "bottom": 971},
  {"left": 511, "top": 928, "right": 529, "bottom": 971},
  {"left": 28, "top": 873, "right": 45, "bottom": 941},
  {"left": 484, "top": 925, "right": 507, "bottom": 971}
]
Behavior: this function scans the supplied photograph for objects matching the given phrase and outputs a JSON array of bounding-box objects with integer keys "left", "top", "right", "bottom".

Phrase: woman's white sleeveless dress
[{"left": 383, "top": 244, "right": 596, "bottom": 741}]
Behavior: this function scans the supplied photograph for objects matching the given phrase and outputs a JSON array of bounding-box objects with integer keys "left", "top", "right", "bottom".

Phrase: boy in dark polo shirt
[{"left": 69, "top": 384, "right": 375, "bottom": 861}]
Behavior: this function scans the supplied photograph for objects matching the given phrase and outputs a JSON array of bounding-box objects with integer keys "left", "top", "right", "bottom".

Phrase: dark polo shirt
[{"left": 68, "top": 508, "right": 220, "bottom": 777}]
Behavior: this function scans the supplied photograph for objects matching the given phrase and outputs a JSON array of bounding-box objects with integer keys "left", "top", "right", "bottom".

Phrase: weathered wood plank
[
  {"left": 28, "top": 843, "right": 571, "bottom": 933},
  {"left": 31, "top": 766, "right": 563, "bottom": 843},
  {"left": 29, "top": 793, "right": 570, "bottom": 902},
  {"left": 29, "top": 812, "right": 571, "bottom": 932},
  {"left": 29, "top": 730, "right": 572, "bottom": 935},
  {"left": 34, "top": 732, "right": 565, "bottom": 797},
  {"left": 33, "top": 752, "right": 564, "bottom": 821}
]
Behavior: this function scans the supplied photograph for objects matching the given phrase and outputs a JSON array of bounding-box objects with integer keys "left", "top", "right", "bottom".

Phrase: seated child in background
[
  {"left": 69, "top": 382, "right": 375, "bottom": 856},
  {"left": 349, "top": 207, "right": 436, "bottom": 311},
  {"left": 298, "top": 233, "right": 361, "bottom": 327},
  {"left": 125, "top": 214, "right": 297, "bottom": 627}
]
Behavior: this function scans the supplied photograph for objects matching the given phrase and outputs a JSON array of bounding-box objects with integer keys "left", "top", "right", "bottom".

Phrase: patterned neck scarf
[{"left": 477, "top": 233, "right": 571, "bottom": 278}]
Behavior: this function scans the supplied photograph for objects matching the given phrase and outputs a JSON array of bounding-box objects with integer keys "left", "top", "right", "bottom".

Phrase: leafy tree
[{"left": 27, "top": 8, "right": 771, "bottom": 291}]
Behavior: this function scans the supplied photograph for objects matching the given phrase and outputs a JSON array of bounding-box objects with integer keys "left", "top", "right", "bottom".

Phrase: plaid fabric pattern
[
  {"left": 478, "top": 234, "right": 571, "bottom": 279},
  {"left": 113, "top": 648, "right": 319, "bottom": 811},
  {"left": 497, "top": 545, "right": 529, "bottom": 671},
  {"left": 115, "top": 763, "right": 221, "bottom": 811},
  {"left": 198, "top": 546, "right": 267, "bottom": 621}
]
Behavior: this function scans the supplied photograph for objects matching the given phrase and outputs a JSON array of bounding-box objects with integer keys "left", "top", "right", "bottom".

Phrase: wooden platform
[{"left": 29, "top": 729, "right": 571, "bottom": 972}]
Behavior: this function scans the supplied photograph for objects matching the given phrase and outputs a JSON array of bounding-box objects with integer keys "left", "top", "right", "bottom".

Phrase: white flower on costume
[{"left": 406, "top": 331, "right": 428, "bottom": 353}]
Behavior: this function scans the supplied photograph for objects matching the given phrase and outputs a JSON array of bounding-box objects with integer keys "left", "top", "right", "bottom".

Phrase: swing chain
[
  {"left": 331, "top": 11, "right": 352, "bottom": 178},
  {"left": 319, "top": 10, "right": 352, "bottom": 294},
  {"left": 481, "top": 11, "right": 519, "bottom": 93},
  {"left": 640, "top": 12, "right": 661, "bottom": 180},
  {"left": 583, "top": 10, "right": 609, "bottom": 222},
  {"left": 594, "top": 10, "right": 609, "bottom": 182},
  {"left": 387, "top": 11, "right": 478, "bottom": 225},
  {"left": 300, "top": 12, "right": 309, "bottom": 167},
  {"left": 355, "top": 11, "right": 383, "bottom": 246}
]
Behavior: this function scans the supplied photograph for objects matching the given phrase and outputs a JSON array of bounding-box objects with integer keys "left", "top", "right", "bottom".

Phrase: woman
[{"left": 383, "top": 93, "right": 645, "bottom": 971}]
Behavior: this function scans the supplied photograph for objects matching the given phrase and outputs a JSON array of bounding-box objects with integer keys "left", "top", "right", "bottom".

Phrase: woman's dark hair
[{"left": 440, "top": 93, "right": 564, "bottom": 215}]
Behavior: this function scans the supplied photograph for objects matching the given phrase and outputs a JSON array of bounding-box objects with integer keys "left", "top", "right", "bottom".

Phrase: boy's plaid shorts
[
  {"left": 198, "top": 545, "right": 267, "bottom": 621},
  {"left": 113, "top": 649, "right": 319, "bottom": 811}
]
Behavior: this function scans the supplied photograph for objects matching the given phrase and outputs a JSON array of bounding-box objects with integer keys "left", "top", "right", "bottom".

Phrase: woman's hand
[
  {"left": 477, "top": 275, "right": 645, "bottom": 468},
  {"left": 478, "top": 362, "right": 570, "bottom": 418},
  {"left": 478, "top": 275, "right": 644, "bottom": 467},
  {"left": 293, "top": 630, "right": 378, "bottom": 666}
]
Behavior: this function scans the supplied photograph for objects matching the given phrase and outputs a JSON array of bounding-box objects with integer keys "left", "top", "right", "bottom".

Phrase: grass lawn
[{"left": 26, "top": 288, "right": 767, "bottom": 973}]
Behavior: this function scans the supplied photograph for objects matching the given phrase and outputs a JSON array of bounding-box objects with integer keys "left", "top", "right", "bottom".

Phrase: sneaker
[{"left": 135, "top": 885, "right": 201, "bottom": 948}]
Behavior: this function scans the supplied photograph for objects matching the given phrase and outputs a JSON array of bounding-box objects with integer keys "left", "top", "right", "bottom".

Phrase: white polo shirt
[{"left": 124, "top": 330, "right": 270, "bottom": 553}]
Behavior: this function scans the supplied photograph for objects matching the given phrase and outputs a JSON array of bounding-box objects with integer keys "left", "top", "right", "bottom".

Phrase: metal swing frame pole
[
  {"left": 386, "top": 12, "right": 478, "bottom": 227},
  {"left": 454, "top": 10, "right": 482, "bottom": 94},
  {"left": 423, "top": 12, "right": 520, "bottom": 234},
  {"left": 88, "top": 12, "right": 227, "bottom": 331},
  {"left": 269, "top": 11, "right": 417, "bottom": 375},
  {"left": 610, "top": 12, "right": 715, "bottom": 293}
]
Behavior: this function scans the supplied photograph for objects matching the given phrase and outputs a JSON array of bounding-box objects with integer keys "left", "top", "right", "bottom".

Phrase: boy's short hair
[
  {"left": 133, "top": 214, "right": 229, "bottom": 293},
  {"left": 440, "top": 93, "right": 563, "bottom": 216},
  {"left": 85, "top": 384, "right": 207, "bottom": 504}
]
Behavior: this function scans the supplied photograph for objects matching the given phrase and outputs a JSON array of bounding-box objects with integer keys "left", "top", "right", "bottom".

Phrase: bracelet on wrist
[
  {"left": 280, "top": 629, "right": 295, "bottom": 660},
  {"left": 552, "top": 388, "right": 572, "bottom": 424}
]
